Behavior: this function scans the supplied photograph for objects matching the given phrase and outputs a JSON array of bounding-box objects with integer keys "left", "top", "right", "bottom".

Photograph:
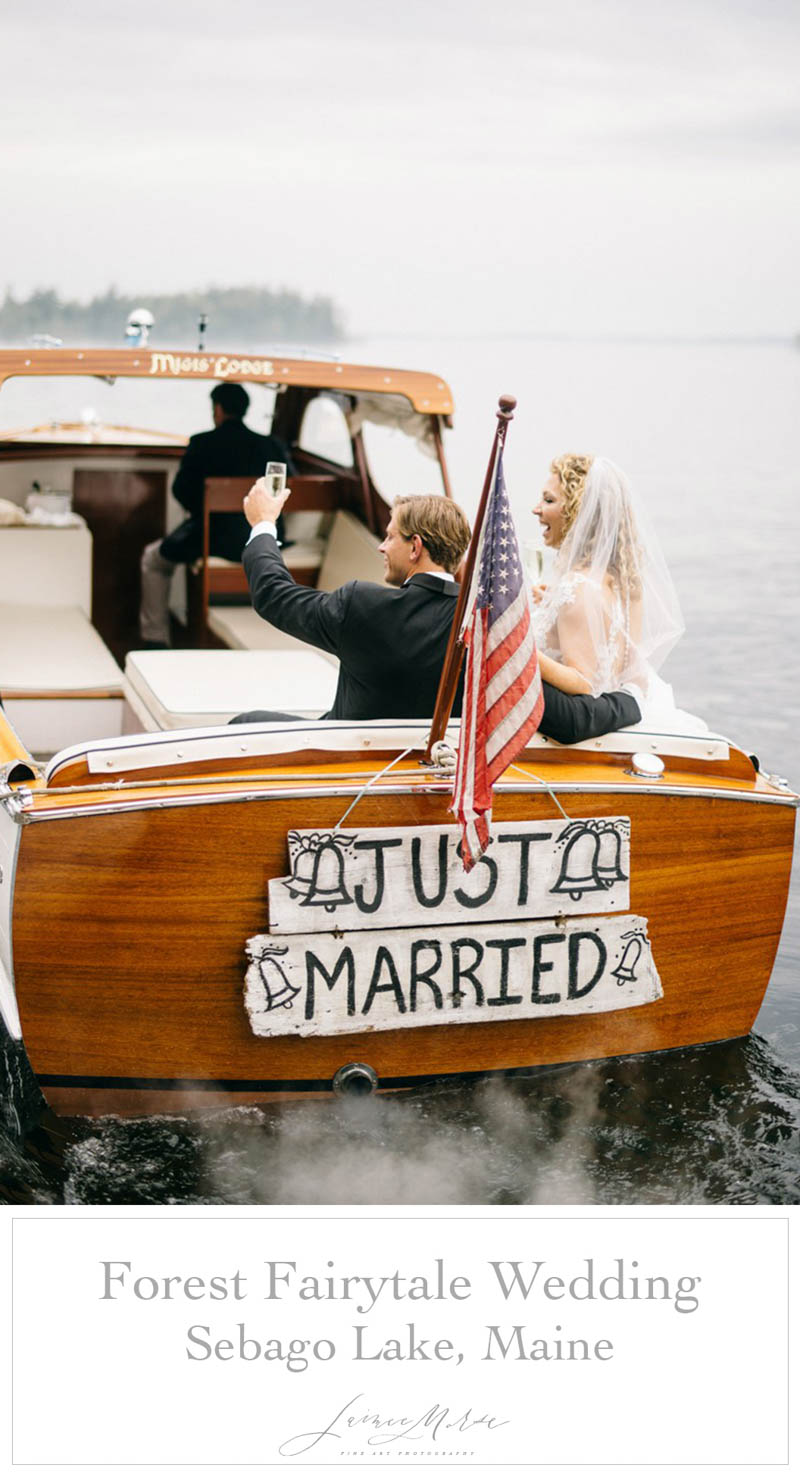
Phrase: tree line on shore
[{"left": 0, "top": 286, "right": 344, "bottom": 345}]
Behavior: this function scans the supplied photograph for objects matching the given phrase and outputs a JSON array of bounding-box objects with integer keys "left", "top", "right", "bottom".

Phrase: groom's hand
[{"left": 243, "top": 477, "right": 291, "bottom": 527}]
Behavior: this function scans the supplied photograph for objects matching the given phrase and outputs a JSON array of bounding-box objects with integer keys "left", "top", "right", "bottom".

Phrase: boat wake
[{"left": 2, "top": 1037, "right": 797, "bottom": 1208}]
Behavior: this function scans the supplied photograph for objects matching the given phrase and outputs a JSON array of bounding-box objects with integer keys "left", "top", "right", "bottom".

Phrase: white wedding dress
[{"left": 532, "top": 459, "right": 706, "bottom": 735}]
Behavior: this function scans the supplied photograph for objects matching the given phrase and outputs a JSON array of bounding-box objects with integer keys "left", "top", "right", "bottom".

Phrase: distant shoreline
[{"left": 0, "top": 286, "right": 344, "bottom": 346}]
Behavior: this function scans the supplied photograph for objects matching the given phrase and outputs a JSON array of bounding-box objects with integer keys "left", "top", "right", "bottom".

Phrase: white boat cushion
[
  {"left": 317, "top": 509, "right": 383, "bottom": 590},
  {"left": 124, "top": 648, "right": 340, "bottom": 730},
  {"left": 205, "top": 539, "right": 326, "bottom": 574},
  {"left": 5, "top": 697, "right": 125, "bottom": 757},
  {"left": 207, "top": 511, "right": 382, "bottom": 653},
  {"left": 0, "top": 603, "right": 123, "bottom": 694},
  {"left": 207, "top": 607, "right": 321, "bottom": 653},
  {"left": 0, "top": 524, "right": 93, "bottom": 613}
]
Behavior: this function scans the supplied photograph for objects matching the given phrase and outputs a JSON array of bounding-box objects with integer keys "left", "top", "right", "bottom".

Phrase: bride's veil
[{"left": 553, "top": 457, "right": 684, "bottom": 688}]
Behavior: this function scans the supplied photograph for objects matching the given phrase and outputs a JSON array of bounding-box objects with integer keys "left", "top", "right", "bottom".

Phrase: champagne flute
[
  {"left": 524, "top": 539, "right": 545, "bottom": 585},
  {"left": 265, "top": 461, "right": 287, "bottom": 496}
]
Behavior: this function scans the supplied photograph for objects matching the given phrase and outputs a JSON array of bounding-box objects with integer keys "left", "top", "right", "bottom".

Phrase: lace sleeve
[
  {"left": 554, "top": 575, "right": 615, "bottom": 694},
  {"left": 532, "top": 572, "right": 580, "bottom": 649},
  {"left": 536, "top": 571, "right": 623, "bottom": 691}
]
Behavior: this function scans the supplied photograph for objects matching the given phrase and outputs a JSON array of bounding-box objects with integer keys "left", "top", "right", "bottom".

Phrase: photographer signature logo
[{"left": 279, "top": 1392, "right": 509, "bottom": 1457}]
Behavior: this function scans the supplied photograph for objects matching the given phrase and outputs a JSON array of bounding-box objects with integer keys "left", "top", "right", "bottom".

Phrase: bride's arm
[
  {"left": 538, "top": 581, "right": 602, "bottom": 695},
  {"left": 537, "top": 651, "right": 593, "bottom": 695}
]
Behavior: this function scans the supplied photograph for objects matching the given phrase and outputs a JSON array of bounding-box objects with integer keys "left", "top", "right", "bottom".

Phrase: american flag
[{"left": 452, "top": 448, "right": 544, "bottom": 870}]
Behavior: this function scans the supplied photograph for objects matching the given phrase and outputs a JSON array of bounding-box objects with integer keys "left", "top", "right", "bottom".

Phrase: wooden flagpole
[{"left": 423, "top": 393, "right": 516, "bottom": 762}]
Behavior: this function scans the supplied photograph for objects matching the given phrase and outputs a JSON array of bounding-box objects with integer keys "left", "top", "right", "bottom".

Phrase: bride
[{"left": 531, "top": 454, "right": 694, "bottom": 727}]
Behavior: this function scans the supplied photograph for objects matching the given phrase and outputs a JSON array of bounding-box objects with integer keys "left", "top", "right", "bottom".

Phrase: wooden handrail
[
  {"left": 202, "top": 474, "right": 340, "bottom": 516},
  {"left": 423, "top": 394, "right": 516, "bottom": 761}
]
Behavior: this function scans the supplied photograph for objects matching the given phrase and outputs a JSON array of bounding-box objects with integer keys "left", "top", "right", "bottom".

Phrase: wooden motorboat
[{"left": 0, "top": 344, "right": 796, "bottom": 1117}]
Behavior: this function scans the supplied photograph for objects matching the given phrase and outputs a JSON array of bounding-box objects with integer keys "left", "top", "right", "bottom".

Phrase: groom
[{"left": 231, "top": 483, "right": 641, "bottom": 743}]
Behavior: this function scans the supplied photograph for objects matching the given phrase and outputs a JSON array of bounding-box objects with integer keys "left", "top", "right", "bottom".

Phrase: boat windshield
[
  {"left": 359, "top": 418, "right": 441, "bottom": 501},
  {"left": 0, "top": 376, "right": 279, "bottom": 440}
]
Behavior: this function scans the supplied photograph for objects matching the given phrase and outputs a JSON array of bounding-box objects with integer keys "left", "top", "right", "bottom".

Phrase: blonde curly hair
[
  {"left": 551, "top": 453, "right": 641, "bottom": 600},
  {"left": 549, "top": 454, "right": 593, "bottom": 538}
]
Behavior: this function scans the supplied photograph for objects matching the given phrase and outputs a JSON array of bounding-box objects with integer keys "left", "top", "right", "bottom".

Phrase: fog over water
[
  {"left": 1, "top": 334, "right": 798, "bottom": 1208},
  {"left": 3, "top": 1, "right": 799, "bottom": 340}
]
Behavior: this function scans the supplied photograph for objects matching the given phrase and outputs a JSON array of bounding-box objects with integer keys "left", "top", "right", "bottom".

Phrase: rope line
[
  {"left": 506, "top": 763, "right": 572, "bottom": 821},
  {"left": 334, "top": 746, "right": 416, "bottom": 830}
]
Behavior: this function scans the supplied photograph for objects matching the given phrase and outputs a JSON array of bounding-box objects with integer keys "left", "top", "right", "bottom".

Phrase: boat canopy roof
[{"left": 0, "top": 347, "right": 454, "bottom": 415}]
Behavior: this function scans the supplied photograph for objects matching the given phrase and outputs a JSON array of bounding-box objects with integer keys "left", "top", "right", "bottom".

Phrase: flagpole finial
[{"left": 497, "top": 395, "right": 516, "bottom": 421}]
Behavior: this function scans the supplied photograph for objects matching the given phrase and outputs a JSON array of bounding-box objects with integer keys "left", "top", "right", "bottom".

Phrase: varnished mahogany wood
[
  {"left": 432, "top": 417, "right": 454, "bottom": 500},
  {"left": 12, "top": 783, "right": 796, "bottom": 1116},
  {"left": 202, "top": 475, "right": 339, "bottom": 522},
  {"left": 72, "top": 469, "right": 166, "bottom": 664},
  {"left": 0, "top": 349, "right": 455, "bottom": 416},
  {"left": 0, "top": 443, "right": 184, "bottom": 462},
  {"left": 1, "top": 687, "right": 123, "bottom": 701},
  {"left": 352, "top": 429, "right": 379, "bottom": 535}
]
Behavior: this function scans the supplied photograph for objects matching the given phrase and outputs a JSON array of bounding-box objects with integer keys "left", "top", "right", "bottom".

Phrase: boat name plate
[
  {"left": 244, "top": 913, "right": 661, "bottom": 1038},
  {"left": 268, "top": 818, "right": 631, "bottom": 935},
  {"left": 148, "top": 352, "right": 274, "bottom": 379}
]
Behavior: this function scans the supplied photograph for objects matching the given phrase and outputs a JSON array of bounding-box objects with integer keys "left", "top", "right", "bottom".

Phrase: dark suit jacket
[
  {"left": 161, "top": 418, "right": 291, "bottom": 564},
  {"left": 243, "top": 534, "right": 641, "bottom": 741}
]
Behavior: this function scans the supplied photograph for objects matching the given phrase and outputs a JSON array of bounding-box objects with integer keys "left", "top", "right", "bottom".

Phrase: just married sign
[
  {"left": 243, "top": 820, "right": 661, "bottom": 1038},
  {"left": 266, "top": 818, "right": 632, "bottom": 935},
  {"left": 244, "top": 912, "right": 662, "bottom": 1039}
]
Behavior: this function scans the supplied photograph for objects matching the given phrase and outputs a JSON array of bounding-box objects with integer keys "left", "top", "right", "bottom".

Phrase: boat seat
[
  {"left": 207, "top": 607, "right": 319, "bottom": 652},
  {"left": 206, "top": 540, "right": 326, "bottom": 582},
  {"left": 0, "top": 602, "right": 124, "bottom": 754},
  {"left": 316, "top": 508, "right": 383, "bottom": 591},
  {"left": 204, "top": 542, "right": 326, "bottom": 650},
  {"left": 208, "top": 508, "right": 383, "bottom": 650},
  {"left": 123, "top": 648, "right": 339, "bottom": 731},
  {"left": 0, "top": 522, "right": 93, "bottom": 613},
  {"left": 189, "top": 475, "right": 341, "bottom": 644}
]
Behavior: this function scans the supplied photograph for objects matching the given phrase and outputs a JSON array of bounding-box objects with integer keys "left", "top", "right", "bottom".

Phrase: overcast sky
[{"left": 2, "top": 0, "right": 799, "bottom": 336}]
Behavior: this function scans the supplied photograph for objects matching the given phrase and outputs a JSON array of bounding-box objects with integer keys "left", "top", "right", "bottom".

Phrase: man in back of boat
[
  {"left": 231, "top": 482, "right": 642, "bottom": 745},
  {"left": 138, "top": 382, "right": 291, "bottom": 648}
]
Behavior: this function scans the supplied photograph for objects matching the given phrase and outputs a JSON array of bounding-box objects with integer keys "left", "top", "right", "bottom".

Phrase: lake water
[{"left": 1, "top": 334, "right": 798, "bottom": 1205}]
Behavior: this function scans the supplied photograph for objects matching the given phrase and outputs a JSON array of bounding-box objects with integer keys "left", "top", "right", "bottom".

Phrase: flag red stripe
[
  {"left": 451, "top": 450, "right": 543, "bottom": 870},
  {"left": 486, "top": 598, "right": 530, "bottom": 669},
  {"left": 487, "top": 682, "right": 544, "bottom": 780},
  {"left": 486, "top": 656, "right": 539, "bottom": 724}
]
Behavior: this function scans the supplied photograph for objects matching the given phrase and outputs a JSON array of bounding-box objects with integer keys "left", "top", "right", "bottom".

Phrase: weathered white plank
[
  {"left": 244, "top": 912, "right": 660, "bottom": 1039},
  {"left": 267, "top": 818, "right": 631, "bottom": 935}
]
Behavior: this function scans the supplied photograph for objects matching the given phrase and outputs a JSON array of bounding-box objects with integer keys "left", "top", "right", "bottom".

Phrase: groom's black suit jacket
[{"left": 242, "top": 534, "right": 640, "bottom": 742}]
